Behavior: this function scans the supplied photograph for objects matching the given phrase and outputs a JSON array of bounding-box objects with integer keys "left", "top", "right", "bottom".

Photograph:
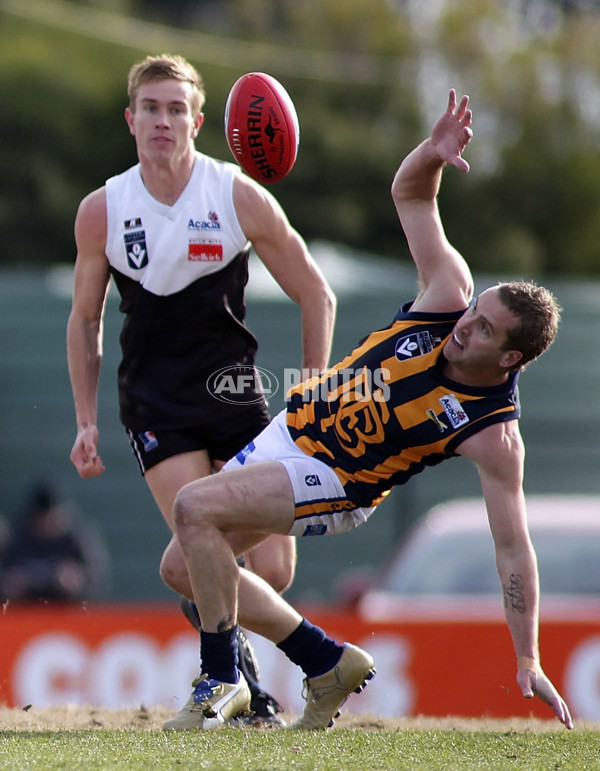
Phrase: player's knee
[
  {"left": 251, "top": 557, "right": 296, "bottom": 594},
  {"left": 172, "top": 483, "right": 203, "bottom": 534},
  {"left": 245, "top": 537, "right": 297, "bottom": 593},
  {"left": 159, "top": 547, "right": 186, "bottom": 593},
  {"left": 268, "top": 570, "right": 294, "bottom": 594}
]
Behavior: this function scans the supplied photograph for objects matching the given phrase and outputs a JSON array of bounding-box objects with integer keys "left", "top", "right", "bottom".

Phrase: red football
[{"left": 224, "top": 72, "right": 299, "bottom": 184}]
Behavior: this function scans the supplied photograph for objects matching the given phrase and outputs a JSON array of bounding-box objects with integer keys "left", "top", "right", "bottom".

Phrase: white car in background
[{"left": 358, "top": 495, "right": 600, "bottom": 622}]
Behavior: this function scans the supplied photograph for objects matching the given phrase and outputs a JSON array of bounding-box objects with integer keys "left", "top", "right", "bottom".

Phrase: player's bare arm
[
  {"left": 67, "top": 187, "right": 111, "bottom": 478},
  {"left": 233, "top": 173, "right": 336, "bottom": 375},
  {"left": 458, "top": 421, "right": 573, "bottom": 728},
  {"left": 392, "top": 89, "right": 474, "bottom": 314}
]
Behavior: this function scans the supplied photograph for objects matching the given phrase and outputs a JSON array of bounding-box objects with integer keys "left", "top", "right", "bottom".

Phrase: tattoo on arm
[
  {"left": 217, "top": 615, "right": 235, "bottom": 634},
  {"left": 503, "top": 573, "right": 526, "bottom": 613}
]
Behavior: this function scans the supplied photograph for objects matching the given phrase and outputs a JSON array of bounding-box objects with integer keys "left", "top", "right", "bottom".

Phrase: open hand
[
  {"left": 430, "top": 89, "right": 473, "bottom": 173},
  {"left": 517, "top": 664, "right": 573, "bottom": 729}
]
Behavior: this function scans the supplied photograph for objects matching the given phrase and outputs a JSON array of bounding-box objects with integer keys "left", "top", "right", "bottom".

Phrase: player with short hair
[
  {"left": 167, "top": 90, "right": 573, "bottom": 731},
  {"left": 67, "top": 53, "right": 336, "bottom": 726}
]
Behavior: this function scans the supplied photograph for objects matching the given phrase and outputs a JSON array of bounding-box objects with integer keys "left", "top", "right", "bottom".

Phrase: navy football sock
[
  {"left": 276, "top": 618, "right": 343, "bottom": 678},
  {"left": 200, "top": 627, "right": 240, "bottom": 684}
]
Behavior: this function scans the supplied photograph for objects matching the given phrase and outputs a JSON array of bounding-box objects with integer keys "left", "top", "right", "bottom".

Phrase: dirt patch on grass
[
  {"left": 0, "top": 705, "right": 173, "bottom": 731},
  {"left": 0, "top": 706, "right": 589, "bottom": 732}
]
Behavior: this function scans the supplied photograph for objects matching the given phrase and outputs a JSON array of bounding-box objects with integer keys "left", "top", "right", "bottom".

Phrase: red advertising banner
[{"left": 1, "top": 604, "right": 599, "bottom": 722}]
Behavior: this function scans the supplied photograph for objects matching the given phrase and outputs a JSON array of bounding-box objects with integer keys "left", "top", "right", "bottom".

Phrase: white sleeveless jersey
[
  {"left": 105, "top": 152, "right": 248, "bottom": 294},
  {"left": 103, "top": 152, "right": 266, "bottom": 432}
]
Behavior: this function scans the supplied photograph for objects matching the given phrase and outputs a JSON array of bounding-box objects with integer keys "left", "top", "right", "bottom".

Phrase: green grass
[{"left": 1, "top": 727, "right": 599, "bottom": 771}]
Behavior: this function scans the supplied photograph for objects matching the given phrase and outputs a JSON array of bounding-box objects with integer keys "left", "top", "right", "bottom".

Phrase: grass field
[{"left": 1, "top": 707, "right": 599, "bottom": 770}]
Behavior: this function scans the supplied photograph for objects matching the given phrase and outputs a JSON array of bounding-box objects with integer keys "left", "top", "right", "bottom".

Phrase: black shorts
[{"left": 126, "top": 405, "right": 270, "bottom": 475}]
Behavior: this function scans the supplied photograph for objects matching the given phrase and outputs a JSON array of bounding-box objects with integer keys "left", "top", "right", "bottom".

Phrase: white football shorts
[{"left": 222, "top": 409, "right": 376, "bottom": 536}]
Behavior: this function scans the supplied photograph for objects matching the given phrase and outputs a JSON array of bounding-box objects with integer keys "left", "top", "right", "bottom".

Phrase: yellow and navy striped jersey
[{"left": 286, "top": 302, "right": 520, "bottom": 508}]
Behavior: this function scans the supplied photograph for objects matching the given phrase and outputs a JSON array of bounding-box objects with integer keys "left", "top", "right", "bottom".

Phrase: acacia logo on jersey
[
  {"left": 207, "top": 365, "right": 279, "bottom": 404},
  {"left": 439, "top": 394, "right": 469, "bottom": 428},
  {"left": 187, "top": 212, "right": 221, "bottom": 230}
]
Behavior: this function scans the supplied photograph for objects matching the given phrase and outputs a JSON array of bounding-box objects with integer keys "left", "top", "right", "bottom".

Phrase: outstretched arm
[
  {"left": 233, "top": 173, "right": 336, "bottom": 377},
  {"left": 458, "top": 422, "right": 574, "bottom": 729},
  {"left": 392, "top": 89, "right": 474, "bottom": 313}
]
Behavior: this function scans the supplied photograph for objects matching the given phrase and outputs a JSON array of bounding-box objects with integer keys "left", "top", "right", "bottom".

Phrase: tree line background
[{"left": 2, "top": 0, "right": 600, "bottom": 276}]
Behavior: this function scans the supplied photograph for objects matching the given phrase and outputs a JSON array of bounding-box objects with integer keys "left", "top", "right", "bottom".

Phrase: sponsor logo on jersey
[
  {"left": 426, "top": 409, "right": 448, "bottom": 433},
  {"left": 439, "top": 394, "right": 469, "bottom": 429},
  {"left": 302, "top": 524, "right": 328, "bottom": 536},
  {"left": 304, "top": 474, "right": 321, "bottom": 487},
  {"left": 124, "top": 231, "right": 148, "bottom": 269},
  {"left": 327, "top": 500, "right": 357, "bottom": 512},
  {"left": 395, "top": 331, "right": 436, "bottom": 360},
  {"left": 188, "top": 240, "right": 223, "bottom": 261},
  {"left": 138, "top": 430, "right": 158, "bottom": 452},
  {"left": 124, "top": 217, "right": 142, "bottom": 229},
  {"left": 235, "top": 440, "right": 256, "bottom": 465},
  {"left": 187, "top": 212, "right": 221, "bottom": 231}
]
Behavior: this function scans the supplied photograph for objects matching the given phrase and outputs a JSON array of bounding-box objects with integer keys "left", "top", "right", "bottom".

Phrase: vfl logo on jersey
[
  {"left": 439, "top": 394, "right": 469, "bottom": 429},
  {"left": 138, "top": 430, "right": 158, "bottom": 451},
  {"left": 187, "top": 211, "right": 221, "bottom": 231},
  {"left": 395, "top": 331, "right": 436, "bottom": 360},
  {"left": 124, "top": 231, "right": 148, "bottom": 269},
  {"left": 235, "top": 440, "right": 256, "bottom": 465},
  {"left": 124, "top": 217, "right": 142, "bottom": 229},
  {"left": 426, "top": 409, "right": 448, "bottom": 433},
  {"left": 188, "top": 239, "right": 223, "bottom": 262},
  {"left": 304, "top": 474, "right": 321, "bottom": 487}
]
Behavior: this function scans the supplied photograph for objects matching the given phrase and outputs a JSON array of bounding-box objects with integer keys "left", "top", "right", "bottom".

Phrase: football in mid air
[{"left": 224, "top": 72, "right": 299, "bottom": 184}]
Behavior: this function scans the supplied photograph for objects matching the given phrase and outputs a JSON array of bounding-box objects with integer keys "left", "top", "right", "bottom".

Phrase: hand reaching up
[{"left": 430, "top": 89, "right": 473, "bottom": 173}]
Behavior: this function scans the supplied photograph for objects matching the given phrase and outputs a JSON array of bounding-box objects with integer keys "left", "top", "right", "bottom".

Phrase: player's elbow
[{"left": 320, "top": 282, "right": 337, "bottom": 320}]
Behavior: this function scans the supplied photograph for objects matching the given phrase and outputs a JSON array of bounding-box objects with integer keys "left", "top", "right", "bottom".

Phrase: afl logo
[{"left": 207, "top": 365, "right": 279, "bottom": 405}]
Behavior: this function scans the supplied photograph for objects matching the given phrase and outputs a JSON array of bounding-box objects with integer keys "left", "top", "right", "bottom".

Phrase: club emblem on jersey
[
  {"left": 124, "top": 217, "right": 142, "bottom": 229},
  {"left": 395, "top": 331, "right": 436, "bottom": 360},
  {"left": 439, "top": 394, "right": 469, "bottom": 429},
  {"left": 329, "top": 397, "right": 390, "bottom": 457},
  {"left": 124, "top": 231, "right": 148, "bottom": 269}
]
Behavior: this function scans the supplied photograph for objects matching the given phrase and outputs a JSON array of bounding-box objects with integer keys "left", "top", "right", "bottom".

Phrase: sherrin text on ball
[{"left": 224, "top": 72, "right": 299, "bottom": 184}]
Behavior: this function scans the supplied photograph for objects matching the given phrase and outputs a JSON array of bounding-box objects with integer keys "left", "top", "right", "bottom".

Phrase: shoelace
[{"left": 300, "top": 678, "right": 310, "bottom": 702}]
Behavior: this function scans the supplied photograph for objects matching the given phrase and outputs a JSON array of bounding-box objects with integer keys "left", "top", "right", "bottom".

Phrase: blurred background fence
[{"left": 3, "top": 254, "right": 600, "bottom": 604}]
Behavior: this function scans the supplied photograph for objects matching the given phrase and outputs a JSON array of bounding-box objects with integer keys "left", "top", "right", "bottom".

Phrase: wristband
[{"left": 517, "top": 656, "right": 539, "bottom": 670}]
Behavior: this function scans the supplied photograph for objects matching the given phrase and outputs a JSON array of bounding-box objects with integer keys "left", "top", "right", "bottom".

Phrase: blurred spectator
[{"left": 0, "top": 481, "right": 110, "bottom": 603}]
